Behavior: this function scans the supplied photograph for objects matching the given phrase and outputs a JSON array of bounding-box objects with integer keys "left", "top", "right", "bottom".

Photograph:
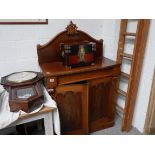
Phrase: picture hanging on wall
[{"left": 0, "top": 19, "right": 48, "bottom": 24}]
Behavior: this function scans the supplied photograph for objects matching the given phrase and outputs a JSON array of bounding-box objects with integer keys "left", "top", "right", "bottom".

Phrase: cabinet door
[
  {"left": 89, "top": 77, "right": 118, "bottom": 132},
  {"left": 55, "top": 84, "right": 88, "bottom": 135}
]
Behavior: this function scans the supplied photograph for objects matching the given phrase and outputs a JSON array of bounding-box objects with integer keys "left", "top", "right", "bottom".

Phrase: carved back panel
[{"left": 37, "top": 21, "right": 103, "bottom": 64}]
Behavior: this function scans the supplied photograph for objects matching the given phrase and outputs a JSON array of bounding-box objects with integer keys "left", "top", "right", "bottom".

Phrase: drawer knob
[
  {"left": 48, "top": 89, "right": 54, "bottom": 93},
  {"left": 50, "top": 78, "right": 55, "bottom": 83}
]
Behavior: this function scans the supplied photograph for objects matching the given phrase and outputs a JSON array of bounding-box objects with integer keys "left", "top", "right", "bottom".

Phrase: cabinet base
[{"left": 89, "top": 118, "right": 115, "bottom": 133}]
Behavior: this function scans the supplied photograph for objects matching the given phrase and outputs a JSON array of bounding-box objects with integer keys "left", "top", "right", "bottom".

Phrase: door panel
[
  {"left": 89, "top": 77, "right": 118, "bottom": 132},
  {"left": 55, "top": 84, "right": 88, "bottom": 135}
]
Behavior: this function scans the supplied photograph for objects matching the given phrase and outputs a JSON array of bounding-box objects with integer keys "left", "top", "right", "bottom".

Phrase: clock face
[{"left": 6, "top": 71, "right": 37, "bottom": 83}]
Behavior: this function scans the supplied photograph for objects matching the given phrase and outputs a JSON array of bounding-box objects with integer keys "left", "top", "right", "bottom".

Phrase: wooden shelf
[{"left": 117, "top": 89, "right": 127, "bottom": 97}]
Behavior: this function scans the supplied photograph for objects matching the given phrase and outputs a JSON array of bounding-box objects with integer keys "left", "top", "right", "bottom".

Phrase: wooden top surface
[
  {"left": 40, "top": 57, "right": 120, "bottom": 77},
  {"left": 19, "top": 106, "right": 56, "bottom": 119}
]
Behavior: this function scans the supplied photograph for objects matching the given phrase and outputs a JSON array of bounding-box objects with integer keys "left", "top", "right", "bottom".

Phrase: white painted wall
[
  {"left": 101, "top": 19, "right": 120, "bottom": 61},
  {"left": 0, "top": 19, "right": 154, "bottom": 133}
]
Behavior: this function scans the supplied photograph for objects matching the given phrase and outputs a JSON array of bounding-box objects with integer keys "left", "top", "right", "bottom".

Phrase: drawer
[{"left": 58, "top": 68, "right": 114, "bottom": 85}]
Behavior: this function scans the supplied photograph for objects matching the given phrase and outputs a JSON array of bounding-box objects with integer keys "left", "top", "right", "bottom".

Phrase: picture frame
[{"left": 0, "top": 19, "right": 48, "bottom": 24}]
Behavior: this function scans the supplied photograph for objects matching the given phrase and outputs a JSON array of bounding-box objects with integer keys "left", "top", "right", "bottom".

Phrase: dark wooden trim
[{"left": 0, "top": 19, "right": 48, "bottom": 25}]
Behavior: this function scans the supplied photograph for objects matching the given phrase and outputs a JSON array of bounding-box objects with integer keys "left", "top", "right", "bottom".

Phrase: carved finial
[{"left": 66, "top": 21, "right": 78, "bottom": 35}]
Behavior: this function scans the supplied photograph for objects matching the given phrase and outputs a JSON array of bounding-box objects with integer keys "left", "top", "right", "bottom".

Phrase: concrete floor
[
  {"left": 0, "top": 115, "right": 141, "bottom": 135},
  {"left": 91, "top": 115, "right": 141, "bottom": 135}
]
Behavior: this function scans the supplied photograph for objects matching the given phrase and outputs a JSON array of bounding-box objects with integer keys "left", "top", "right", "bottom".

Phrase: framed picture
[{"left": 0, "top": 19, "right": 48, "bottom": 24}]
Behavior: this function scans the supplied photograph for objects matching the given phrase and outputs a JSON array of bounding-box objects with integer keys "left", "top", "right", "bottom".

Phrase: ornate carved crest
[{"left": 66, "top": 21, "right": 78, "bottom": 35}]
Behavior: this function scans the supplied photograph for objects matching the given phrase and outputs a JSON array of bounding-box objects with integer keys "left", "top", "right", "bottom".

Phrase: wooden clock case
[
  {"left": 37, "top": 21, "right": 121, "bottom": 134},
  {"left": 1, "top": 72, "right": 44, "bottom": 113}
]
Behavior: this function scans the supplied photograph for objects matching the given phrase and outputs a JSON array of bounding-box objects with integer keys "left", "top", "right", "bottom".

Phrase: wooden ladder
[{"left": 116, "top": 19, "right": 150, "bottom": 132}]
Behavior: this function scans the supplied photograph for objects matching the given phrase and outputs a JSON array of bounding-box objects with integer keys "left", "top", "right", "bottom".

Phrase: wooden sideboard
[{"left": 37, "top": 21, "right": 120, "bottom": 134}]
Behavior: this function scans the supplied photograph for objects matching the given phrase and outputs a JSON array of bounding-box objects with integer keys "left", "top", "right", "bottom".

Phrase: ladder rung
[
  {"left": 121, "top": 72, "right": 130, "bottom": 79},
  {"left": 116, "top": 104, "right": 124, "bottom": 114},
  {"left": 120, "top": 53, "right": 133, "bottom": 60},
  {"left": 117, "top": 89, "right": 127, "bottom": 97},
  {"left": 123, "top": 32, "right": 136, "bottom": 36}
]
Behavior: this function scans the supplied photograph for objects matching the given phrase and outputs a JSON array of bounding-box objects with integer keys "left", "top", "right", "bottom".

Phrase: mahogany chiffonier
[{"left": 37, "top": 21, "right": 120, "bottom": 135}]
